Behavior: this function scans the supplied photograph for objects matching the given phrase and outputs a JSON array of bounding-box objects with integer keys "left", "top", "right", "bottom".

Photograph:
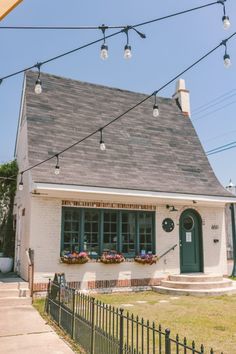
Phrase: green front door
[{"left": 179, "top": 209, "right": 203, "bottom": 273}]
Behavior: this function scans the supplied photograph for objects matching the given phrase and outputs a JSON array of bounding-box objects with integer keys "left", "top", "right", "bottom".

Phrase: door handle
[{"left": 180, "top": 242, "right": 182, "bottom": 247}]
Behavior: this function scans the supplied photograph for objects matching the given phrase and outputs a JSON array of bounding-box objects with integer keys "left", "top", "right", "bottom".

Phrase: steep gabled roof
[{"left": 20, "top": 71, "right": 230, "bottom": 198}]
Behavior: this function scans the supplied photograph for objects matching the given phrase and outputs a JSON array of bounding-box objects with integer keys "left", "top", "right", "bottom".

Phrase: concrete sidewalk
[
  {"left": 0, "top": 303, "right": 75, "bottom": 353},
  {"left": 0, "top": 272, "right": 75, "bottom": 352}
]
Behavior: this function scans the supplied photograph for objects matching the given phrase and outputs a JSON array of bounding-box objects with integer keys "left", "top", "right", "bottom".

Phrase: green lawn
[{"left": 94, "top": 291, "right": 236, "bottom": 354}]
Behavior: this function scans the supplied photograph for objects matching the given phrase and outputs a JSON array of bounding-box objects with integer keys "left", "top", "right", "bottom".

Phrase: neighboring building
[
  {"left": 225, "top": 180, "right": 236, "bottom": 260},
  {"left": 14, "top": 71, "right": 236, "bottom": 292}
]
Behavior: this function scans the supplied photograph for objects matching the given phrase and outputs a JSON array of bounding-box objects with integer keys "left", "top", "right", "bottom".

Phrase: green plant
[{"left": 0, "top": 160, "right": 18, "bottom": 257}]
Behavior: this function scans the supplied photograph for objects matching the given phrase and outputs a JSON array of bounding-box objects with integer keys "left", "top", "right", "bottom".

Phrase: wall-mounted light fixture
[{"left": 166, "top": 205, "right": 178, "bottom": 212}]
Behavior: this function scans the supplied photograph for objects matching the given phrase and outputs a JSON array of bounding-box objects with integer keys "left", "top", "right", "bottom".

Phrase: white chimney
[{"left": 172, "top": 79, "right": 191, "bottom": 117}]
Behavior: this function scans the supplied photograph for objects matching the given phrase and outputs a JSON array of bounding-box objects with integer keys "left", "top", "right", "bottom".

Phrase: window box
[
  {"left": 134, "top": 254, "right": 159, "bottom": 265},
  {"left": 100, "top": 250, "right": 125, "bottom": 264},
  {"left": 60, "top": 251, "right": 89, "bottom": 264}
]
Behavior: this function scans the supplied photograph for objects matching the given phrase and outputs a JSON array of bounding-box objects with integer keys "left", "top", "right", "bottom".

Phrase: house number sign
[{"left": 186, "top": 232, "right": 192, "bottom": 242}]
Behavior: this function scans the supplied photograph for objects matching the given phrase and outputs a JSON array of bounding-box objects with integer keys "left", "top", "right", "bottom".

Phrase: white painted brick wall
[
  {"left": 14, "top": 119, "right": 32, "bottom": 280},
  {"left": 28, "top": 196, "right": 228, "bottom": 285}
]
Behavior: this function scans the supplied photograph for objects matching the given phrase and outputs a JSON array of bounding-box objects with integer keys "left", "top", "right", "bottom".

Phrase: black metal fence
[{"left": 46, "top": 280, "right": 223, "bottom": 354}]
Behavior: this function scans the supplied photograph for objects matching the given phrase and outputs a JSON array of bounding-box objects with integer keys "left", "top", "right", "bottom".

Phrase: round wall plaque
[{"left": 162, "top": 218, "right": 175, "bottom": 232}]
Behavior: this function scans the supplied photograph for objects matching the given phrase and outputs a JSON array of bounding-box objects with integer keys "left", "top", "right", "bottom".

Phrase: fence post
[
  {"left": 45, "top": 279, "right": 51, "bottom": 314},
  {"left": 165, "top": 328, "right": 171, "bottom": 354},
  {"left": 58, "top": 283, "right": 61, "bottom": 326},
  {"left": 119, "top": 308, "right": 124, "bottom": 354},
  {"left": 71, "top": 289, "right": 76, "bottom": 340},
  {"left": 90, "top": 297, "right": 95, "bottom": 354}
]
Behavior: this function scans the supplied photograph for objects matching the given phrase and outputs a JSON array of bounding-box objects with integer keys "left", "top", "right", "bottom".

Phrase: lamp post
[{"left": 226, "top": 180, "right": 236, "bottom": 277}]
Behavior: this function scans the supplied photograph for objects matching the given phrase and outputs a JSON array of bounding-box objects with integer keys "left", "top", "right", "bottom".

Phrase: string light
[
  {"left": 16, "top": 32, "right": 236, "bottom": 190},
  {"left": 123, "top": 28, "right": 132, "bottom": 59},
  {"left": 19, "top": 173, "right": 24, "bottom": 191},
  {"left": 100, "top": 25, "right": 108, "bottom": 60},
  {"left": 34, "top": 64, "right": 42, "bottom": 94},
  {"left": 223, "top": 40, "right": 231, "bottom": 68},
  {"left": 0, "top": 1, "right": 233, "bottom": 86},
  {"left": 153, "top": 94, "right": 160, "bottom": 117},
  {"left": 219, "top": 0, "right": 231, "bottom": 30},
  {"left": 99, "top": 129, "right": 106, "bottom": 151},
  {"left": 54, "top": 155, "right": 60, "bottom": 175}
]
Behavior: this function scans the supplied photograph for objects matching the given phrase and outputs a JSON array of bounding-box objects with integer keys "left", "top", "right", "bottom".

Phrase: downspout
[{"left": 230, "top": 203, "right": 236, "bottom": 277}]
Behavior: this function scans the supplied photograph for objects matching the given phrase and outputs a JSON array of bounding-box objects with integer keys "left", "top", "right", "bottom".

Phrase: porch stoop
[
  {"left": 152, "top": 274, "right": 236, "bottom": 296},
  {"left": 0, "top": 275, "right": 32, "bottom": 305}
]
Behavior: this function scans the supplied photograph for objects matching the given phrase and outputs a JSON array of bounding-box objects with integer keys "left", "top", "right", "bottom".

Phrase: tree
[{"left": 0, "top": 160, "right": 18, "bottom": 257}]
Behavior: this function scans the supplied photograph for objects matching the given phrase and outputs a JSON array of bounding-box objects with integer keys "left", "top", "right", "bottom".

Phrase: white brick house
[{"left": 14, "top": 71, "right": 236, "bottom": 292}]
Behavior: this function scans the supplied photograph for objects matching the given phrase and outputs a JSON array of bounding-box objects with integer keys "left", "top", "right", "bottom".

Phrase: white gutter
[{"left": 32, "top": 182, "right": 236, "bottom": 204}]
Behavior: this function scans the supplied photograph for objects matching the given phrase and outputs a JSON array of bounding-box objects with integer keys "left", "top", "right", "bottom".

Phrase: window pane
[
  {"left": 72, "top": 222, "right": 79, "bottom": 232},
  {"left": 138, "top": 212, "right": 154, "bottom": 254},
  {"left": 84, "top": 210, "right": 99, "bottom": 254},
  {"left": 64, "top": 233, "right": 71, "bottom": 243},
  {"left": 102, "top": 211, "right": 117, "bottom": 252},
  {"left": 64, "top": 222, "right": 71, "bottom": 231},
  {"left": 121, "top": 212, "right": 136, "bottom": 256},
  {"left": 62, "top": 208, "right": 80, "bottom": 254}
]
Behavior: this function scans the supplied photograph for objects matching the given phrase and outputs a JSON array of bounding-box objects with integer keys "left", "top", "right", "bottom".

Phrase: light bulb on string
[
  {"left": 220, "top": 1, "right": 230, "bottom": 30},
  {"left": 99, "top": 128, "right": 106, "bottom": 151},
  {"left": 224, "top": 53, "right": 231, "bottom": 68},
  {"left": 124, "top": 28, "right": 132, "bottom": 59},
  {"left": 34, "top": 63, "right": 42, "bottom": 94},
  {"left": 124, "top": 45, "right": 132, "bottom": 59},
  {"left": 54, "top": 155, "right": 60, "bottom": 175},
  {"left": 100, "top": 25, "right": 108, "bottom": 60},
  {"left": 222, "top": 15, "right": 230, "bottom": 30},
  {"left": 19, "top": 173, "right": 24, "bottom": 191},
  {"left": 223, "top": 42, "right": 231, "bottom": 68},
  {"left": 100, "top": 44, "right": 108, "bottom": 60},
  {"left": 153, "top": 94, "right": 159, "bottom": 117}
]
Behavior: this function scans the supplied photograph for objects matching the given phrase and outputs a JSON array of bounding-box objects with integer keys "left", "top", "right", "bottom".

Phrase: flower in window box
[
  {"left": 134, "top": 253, "right": 159, "bottom": 265},
  {"left": 100, "top": 251, "right": 125, "bottom": 264},
  {"left": 60, "top": 251, "right": 90, "bottom": 264}
]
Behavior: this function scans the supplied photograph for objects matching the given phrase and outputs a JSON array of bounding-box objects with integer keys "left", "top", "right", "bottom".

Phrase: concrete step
[
  {"left": 0, "top": 281, "right": 29, "bottom": 289},
  {"left": 161, "top": 279, "right": 233, "bottom": 290},
  {"left": 169, "top": 274, "right": 223, "bottom": 283},
  {"left": 0, "top": 288, "right": 30, "bottom": 298},
  {"left": 152, "top": 285, "right": 236, "bottom": 297},
  {"left": 0, "top": 296, "right": 32, "bottom": 306}
]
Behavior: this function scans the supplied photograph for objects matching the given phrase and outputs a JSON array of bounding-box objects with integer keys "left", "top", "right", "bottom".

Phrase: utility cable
[
  {"left": 192, "top": 89, "right": 236, "bottom": 114},
  {"left": 206, "top": 141, "right": 236, "bottom": 156},
  {"left": 192, "top": 90, "right": 236, "bottom": 116}
]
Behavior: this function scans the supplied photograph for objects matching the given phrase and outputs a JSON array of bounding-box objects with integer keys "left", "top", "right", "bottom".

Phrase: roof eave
[{"left": 31, "top": 182, "right": 236, "bottom": 205}]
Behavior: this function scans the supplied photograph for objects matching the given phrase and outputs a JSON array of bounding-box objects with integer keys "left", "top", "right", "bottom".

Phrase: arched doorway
[{"left": 179, "top": 209, "right": 203, "bottom": 273}]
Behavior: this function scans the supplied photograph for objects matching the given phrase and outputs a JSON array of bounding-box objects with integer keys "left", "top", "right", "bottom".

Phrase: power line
[
  {"left": 193, "top": 98, "right": 236, "bottom": 122},
  {"left": 207, "top": 140, "right": 236, "bottom": 154},
  {"left": 192, "top": 89, "right": 236, "bottom": 115},
  {"left": 19, "top": 32, "right": 236, "bottom": 181},
  {"left": 0, "top": 1, "right": 225, "bottom": 31},
  {"left": 202, "top": 128, "right": 236, "bottom": 144},
  {"left": 0, "top": 0, "right": 230, "bottom": 83},
  {"left": 206, "top": 141, "right": 236, "bottom": 156}
]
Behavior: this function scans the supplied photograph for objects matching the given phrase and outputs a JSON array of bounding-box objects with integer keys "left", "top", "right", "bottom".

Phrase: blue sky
[{"left": 1, "top": 0, "right": 236, "bottom": 187}]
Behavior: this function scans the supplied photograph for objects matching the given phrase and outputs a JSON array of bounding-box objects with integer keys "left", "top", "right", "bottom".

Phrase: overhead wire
[
  {"left": 0, "top": 0, "right": 228, "bottom": 83},
  {"left": 206, "top": 141, "right": 236, "bottom": 156},
  {"left": 0, "top": 1, "right": 225, "bottom": 32},
  {"left": 193, "top": 98, "right": 236, "bottom": 122},
  {"left": 192, "top": 89, "right": 236, "bottom": 114},
  {"left": 19, "top": 31, "right": 236, "bottom": 178}
]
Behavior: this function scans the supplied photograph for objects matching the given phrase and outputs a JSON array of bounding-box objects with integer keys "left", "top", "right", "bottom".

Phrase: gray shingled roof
[{"left": 21, "top": 71, "right": 231, "bottom": 197}]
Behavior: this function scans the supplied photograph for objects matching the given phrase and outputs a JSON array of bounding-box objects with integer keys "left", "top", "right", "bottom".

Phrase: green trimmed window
[{"left": 61, "top": 208, "right": 155, "bottom": 257}]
